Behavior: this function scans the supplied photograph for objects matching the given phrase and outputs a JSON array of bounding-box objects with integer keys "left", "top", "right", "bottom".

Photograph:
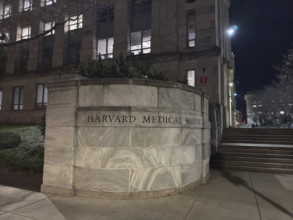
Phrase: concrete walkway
[{"left": 0, "top": 169, "right": 292, "bottom": 220}]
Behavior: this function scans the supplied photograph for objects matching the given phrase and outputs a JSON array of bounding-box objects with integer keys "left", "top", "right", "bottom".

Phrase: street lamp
[{"left": 226, "top": 25, "right": 238, "bottom": 37}]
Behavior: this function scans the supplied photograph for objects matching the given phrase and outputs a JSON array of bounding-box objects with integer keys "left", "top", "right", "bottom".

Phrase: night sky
[{"left": 229, "top": 0, "right": 293, "bottom": 113}]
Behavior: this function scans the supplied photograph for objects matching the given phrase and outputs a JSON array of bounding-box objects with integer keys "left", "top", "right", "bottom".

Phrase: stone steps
[
  {"left": 211, "top": 164, "right": 293, "bottom": 174},
  {"left": 211, "top": 128, "right": 293, "bottom": 174}
]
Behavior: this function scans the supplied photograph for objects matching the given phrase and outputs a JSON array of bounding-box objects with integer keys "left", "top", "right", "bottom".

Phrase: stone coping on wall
[{"left": 46, "top": 75, "right": 209, "bottom": 99}]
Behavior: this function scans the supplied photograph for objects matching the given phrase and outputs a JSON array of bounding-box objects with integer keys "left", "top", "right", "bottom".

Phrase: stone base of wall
[{"left": 41, "top": 175, "right": 209, "bottom": 199}]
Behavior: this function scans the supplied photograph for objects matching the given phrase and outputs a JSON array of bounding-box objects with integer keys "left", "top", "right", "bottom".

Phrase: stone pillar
[
  {"left": 201, "top": 95, "right": 211, "bottom": 181},
  {"left": 151, "top": 0, "right": 178, "bottom": 54},
  {"left": 27, "top": 20, "right": 40, "bottom": 71},
  {"left": 41, "top": 75, "right": 81, "bottom": 196},
  {"left": 113, "top": 0, "right": 130, "bottom": 57},
  {"left": 80, "top": 8, "right": 97, "bottom": 62},
  {"left": 52, "top": 21, "right": 65, "bottom": 68}
]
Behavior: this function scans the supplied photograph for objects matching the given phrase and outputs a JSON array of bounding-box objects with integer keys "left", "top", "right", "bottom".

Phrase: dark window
[
  {"left": 132, "top": 0, "right": 151, "bottom": 16},
  {"left": 13, "top": 86, "right": 24, "bottom": 110},
  {"left": 19, "top": 42, "right": 29, "bottom": 71},
  {"left": 98, "top": 5, "right": 114, "bottom": 23},
  {"left": 38, "top": 35, "right": 54, "bottom": 68},
  {"left": 3, "top": 4, "right": 12, "bottom": 19},
  {"left": 130, "top": 29, "right": 151, "bottom": 55},
  {"left": 0, "top": 48, "right": 7, "bottom": 74},
  {"left": 187, "top": 11, "right": 196, "bottom": 47},
  {"left": 23, "top": 0, "right": 32, "bottom": 11},
  {"left": 0, "top": 90, "right": 2, "bottom": 110},
  {"left": 186, "top": 0, "right": 195, "bottom": 3},
  {"left": 67, "top": 30, "right": 82, "bottom": 65},
  {"left": 97, "top": 37, "right": 114, "bottom": 59},
  {"left": 36, "top": 84, "right": 47, "bottom": 109},
  {"left": 67, "top": 42, "right": 81, "bottom": 64}
]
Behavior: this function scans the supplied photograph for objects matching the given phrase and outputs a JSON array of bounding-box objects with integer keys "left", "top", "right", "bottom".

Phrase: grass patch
[{"left": 0, "top": 126, "right": 44, "bottom": 173}]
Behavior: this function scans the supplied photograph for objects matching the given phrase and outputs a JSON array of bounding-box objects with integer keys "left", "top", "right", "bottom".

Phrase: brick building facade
[{"left": 0, "top": 0, "right": 235, "bottom": 146}]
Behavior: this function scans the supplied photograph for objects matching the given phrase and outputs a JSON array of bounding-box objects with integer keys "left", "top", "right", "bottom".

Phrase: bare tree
[
  {"left": 273, "top": 46, "right": 293, "bottom": 126},
  {"left": 0, "top": 0, "right": 98, "bottom": 47}
]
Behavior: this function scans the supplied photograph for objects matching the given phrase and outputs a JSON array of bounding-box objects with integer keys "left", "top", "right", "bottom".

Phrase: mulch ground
[{"left": 0, "top": 169, "right": 43, "bottom": 192}]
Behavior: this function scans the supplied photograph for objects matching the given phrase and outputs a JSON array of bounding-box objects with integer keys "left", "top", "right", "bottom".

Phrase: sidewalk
[{"left": 0, "top": 169, "right": 292, "bottom": 220}]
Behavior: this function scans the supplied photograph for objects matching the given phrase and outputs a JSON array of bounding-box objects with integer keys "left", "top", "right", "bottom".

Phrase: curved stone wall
[{"left": 41, "top": 76, "right": 211, "bottom": 199}]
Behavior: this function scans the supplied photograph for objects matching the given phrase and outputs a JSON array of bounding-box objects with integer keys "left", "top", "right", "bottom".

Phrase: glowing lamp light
[
  {"left": 227, "top": 25, "right": 238, "bottom": 36},
  {"left": 233, "top": 93, "right": 237, "bottom": 96},
  {"left": 229, "top": 83, "right": 234, "bottom": 87}
]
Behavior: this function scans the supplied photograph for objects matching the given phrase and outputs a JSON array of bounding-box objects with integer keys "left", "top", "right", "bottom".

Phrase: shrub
[
  {"left": 0, "top": 126, "right": 44, "bottom": 173},
  {"left": 0, "top": 132, "right": 21, "bottom": 150},
  {"left": 0, "top": 145, "right": 44, "bottom": 173},
  {"left": 78, "top": 54, "right": 168, "bottom": 81}
]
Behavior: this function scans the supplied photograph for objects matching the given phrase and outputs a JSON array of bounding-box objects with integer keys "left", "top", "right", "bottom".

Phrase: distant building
[
  {"left": 245, "top": 91, "right": 293, "bottom": 126},
  {"left": 0, "top": 0, "right": 235, "bottom": 145}
]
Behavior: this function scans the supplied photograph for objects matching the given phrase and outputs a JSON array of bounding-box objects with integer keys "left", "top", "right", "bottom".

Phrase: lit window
[
  {"left": 131, "top": 29, "right": 151, "bottom": 55},
  {"left": 187, "top": 11, "right": 196, "bottom": 47},
  {"left": 21, "top": 27, "right": 31, "bottom": 39},
  {"left": 187, "top": 70, "right": 195, "bottom": 87},
  {"left": 132, "top": 0, "right": 151, "bottom": 16},
  {"left": 0, "top": 32, "right": 9, "bottom": 43},
  {"left": 68, "top": 15, "right": 83, "bottom": 31},
  {"left": 44, "top": 0, "right": 56, "bottom": 6},
  {"left": 0, "top": 90, "right": 2, "bottom": 110},
  {"left": 97, "top": 37, "right": 114, "bottom": 59},
  {"left": 252, "top": 105, "right": 257, "bottom": 108},
  {"left": 3, "top": 4, "right": 12, "bottom": 19},
  {"left": 44, "top": 21, "right": 55, "bottom": 36},
  {"left": 36, "top": 84, "right": 47, "bottom": 109},
  {"left": 13, "top": 86, "right": 24, "bottom": 110},
  {"left": 23, "top": 0, "right": 32, "bottom": 11},
  {"left": 98, "top": 5, "right": 114, "bottom": 23}
]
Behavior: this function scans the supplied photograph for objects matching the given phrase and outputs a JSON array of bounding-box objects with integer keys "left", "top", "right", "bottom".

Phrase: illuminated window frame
[
  {"left": 23, "top": 0, "right": 32, "bottom": 11},
  {"left": 36, "top": 84, "right": 47, "bottom": 109},
  {"left": 68, "top": 15, "right": 83, "bottom": 31},
  {"left": 3, "top": 4, "right": 12, "bottom": 19},
  {"left": 44, "top": 21, "right": 55, "bottom": 36},
  {"left": 44, "top": 0, "right": 56, "bottom": 6},
  {"left": 130, "top": 29, "right": 151, "bottom": 55},
  {"left": 13, "top": 86, "right": 24, "bottom": 111},
  {"left": 187, "top": 11, "right": 196, "bottom": 47},
  {"left": 21, "top": 27, "right": 31, "bottom": 39},
  {"left": 97, "top": 37, "right": 114, "bottom": 59},
  {"left": 187, "top": 69, "right": 195, "bottom": 87}
]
